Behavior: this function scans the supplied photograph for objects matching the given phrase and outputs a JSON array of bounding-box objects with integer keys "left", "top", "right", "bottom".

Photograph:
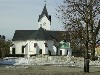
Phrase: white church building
[{"left": 10, "top": 4, "right": 72, "bottom": 57}]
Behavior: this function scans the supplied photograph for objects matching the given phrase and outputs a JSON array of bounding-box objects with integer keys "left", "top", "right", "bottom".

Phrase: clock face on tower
[{"left": 43, "top": 22, "right": 46, "bottom": 26}]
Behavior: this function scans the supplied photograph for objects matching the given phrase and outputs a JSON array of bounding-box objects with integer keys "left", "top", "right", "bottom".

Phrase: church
[{"left": 10, "top": 4, "right": 72, "bottom": 57}]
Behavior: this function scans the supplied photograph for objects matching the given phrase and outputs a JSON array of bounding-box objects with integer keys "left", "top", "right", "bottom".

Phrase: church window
[
  {"left": 44, "top": 43, "right": 48, "bottom": 47},
  {"left": 66, "top": 50, "right": 68, "bottom": 55},
  {"left": 22, "top": 46, "right": 25, "bottom": 53},
  {"left": 34, "top": 43, "right": 37, "bottom": 47},
  {"left": 12, "top": 48, "right": 15, "bottom": 54},
  {"left": 60, "top": 50, "right": 62, "bottom": 55},
  {"left": 48, "top": 50, "right": 51, "bottom": 56},
  {"left": 39, "top": 49, "right": 42, "bottom": 54}
]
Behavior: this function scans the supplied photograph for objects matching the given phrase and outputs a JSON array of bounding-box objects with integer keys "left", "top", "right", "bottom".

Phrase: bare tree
[
  {"left": 57, "top": 0, "right": 100, "bottom": 59},
  {"left": 0, "top": 35, "right": 11, "bottom": 58}
]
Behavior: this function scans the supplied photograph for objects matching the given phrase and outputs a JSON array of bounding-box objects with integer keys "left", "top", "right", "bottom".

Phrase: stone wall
[{"left": 1, "top": 55, "right": 100, "bottom": 67}]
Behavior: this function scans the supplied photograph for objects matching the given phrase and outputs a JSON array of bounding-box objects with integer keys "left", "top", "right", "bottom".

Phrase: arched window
[
  {"left": 39, "top": 49, "right": 42, "bottom": 54},
  {"left": 34, "top": 43, "right": 37, "bottom": 47},
  {"left": 60, "top": 50, "right": 62, "bottom": 55},
  {"left": 48, "top": 50, "right": 51, "bottom": 56},
  {"left": 44, "top": 43, "right": 48, "bottom": 47},
  {"left": 12, "top": 48, "right": 15, "bottom": 54},
  {"left": 22, "top": 46, "right": 25, "bottom": 54},
  {"left": 66, "top": 50, "right": 68, "bottom": 55}
]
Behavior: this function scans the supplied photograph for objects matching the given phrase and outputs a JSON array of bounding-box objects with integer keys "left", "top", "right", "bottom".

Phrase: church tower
[{"left": 38, "top": 4, "right": 51, "bottom": 30}]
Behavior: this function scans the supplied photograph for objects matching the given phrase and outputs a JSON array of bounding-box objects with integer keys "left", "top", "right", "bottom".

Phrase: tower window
[{"left": 40, "top": 24, "right": 42, "bottom": 27}]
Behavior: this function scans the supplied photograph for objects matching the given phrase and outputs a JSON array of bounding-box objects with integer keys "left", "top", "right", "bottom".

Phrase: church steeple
[
  {"left": 38, "top": 3, "right": 51, "bottom": 30},
  {"left": 38, "top": 4, "right": 51, "bottom": 22},
  {"left": 41, "top": 4, "right": 48, "bottom": 17}
]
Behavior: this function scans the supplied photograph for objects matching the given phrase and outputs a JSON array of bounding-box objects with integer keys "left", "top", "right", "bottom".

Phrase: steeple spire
[
  {"left": 38, "top": 2, "right": 50, "bottom": 22},
  {"left": 38, "top": 1, "right": 51, "bottom": 30},
  {"left": 42, "top": 4, "right": 48, "bottom": 16}
]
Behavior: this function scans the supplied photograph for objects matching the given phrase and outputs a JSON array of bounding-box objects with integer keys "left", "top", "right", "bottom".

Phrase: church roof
[
  {"left": 28, "top": 27, "right": 53, "bottom": 40},
  {"left": 38, "top": 4, "right": 51, "bottom": 22},
  {"left": 12, "top": 27, "right": 70, "bottom": 41},
  {"left": 12, "top": 30, "right": 36, "bottom": 41}
]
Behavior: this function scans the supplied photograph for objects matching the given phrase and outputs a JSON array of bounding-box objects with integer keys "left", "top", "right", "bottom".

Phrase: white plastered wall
[
  {"left": 60, "top": 48, "right": 72, "bottom": 56},
  {"left": 26, "top": 40, "right": 46, "bottom": 55},
  {"left": 67, "top": 48, "right": 72, "bottom": 56},
  {"left": 10, "top": 45, "right": 15, "bottom": 54},
  {"left": 12, "top": 40, "right": 55, "bottom": 56},
  {"left": 25, "top": 40, "right": 35, "bottom": 55},
  {"left": 36, "top": 40, "right": 46, "bottom": 54},
  {"left": 12, "top": 41, "right": 26, "bottom": 54},
  {"left": 31, "top": 40, "right": 54, "bottom": 55},
  {"left": 46, "top": 40, "right": 55, "bottom": 55},
  {"left": 38, "top": 15, "right": 50, "bottom": 30}
]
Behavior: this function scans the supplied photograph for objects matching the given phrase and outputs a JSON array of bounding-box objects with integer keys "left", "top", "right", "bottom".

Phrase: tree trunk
[{"left": 91, "top": 36, "right": 96, "bottom": 61}]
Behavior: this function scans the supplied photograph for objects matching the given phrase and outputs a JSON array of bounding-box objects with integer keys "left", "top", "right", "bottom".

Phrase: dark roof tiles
[
  {"left": 12, "top": 30, "right": 36, "bottom": 41},
  {"left": 12, "top": 27, "right": 70, "bottom": 41},
  {"left": 28, "top": 27, "right": 53, "bottom": 40}
]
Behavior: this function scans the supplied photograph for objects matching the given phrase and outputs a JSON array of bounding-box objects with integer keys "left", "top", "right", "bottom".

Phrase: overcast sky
[{"left": 0, "top": 0, "right": 64, "bottom": 39}]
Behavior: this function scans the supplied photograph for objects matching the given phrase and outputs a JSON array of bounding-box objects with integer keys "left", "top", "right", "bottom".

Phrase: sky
[{"left": 0, "top": 0, "right": 64, "bottom": 40}]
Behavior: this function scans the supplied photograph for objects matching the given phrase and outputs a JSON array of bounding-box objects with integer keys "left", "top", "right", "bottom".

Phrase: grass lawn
[{"left": 0, "top": 65, "right": 100, "bottom": 75}]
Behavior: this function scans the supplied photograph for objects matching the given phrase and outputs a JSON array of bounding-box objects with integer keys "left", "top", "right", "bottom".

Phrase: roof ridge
[{"left": 12, "top": 30, "right": 70, "bottom": 41}]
